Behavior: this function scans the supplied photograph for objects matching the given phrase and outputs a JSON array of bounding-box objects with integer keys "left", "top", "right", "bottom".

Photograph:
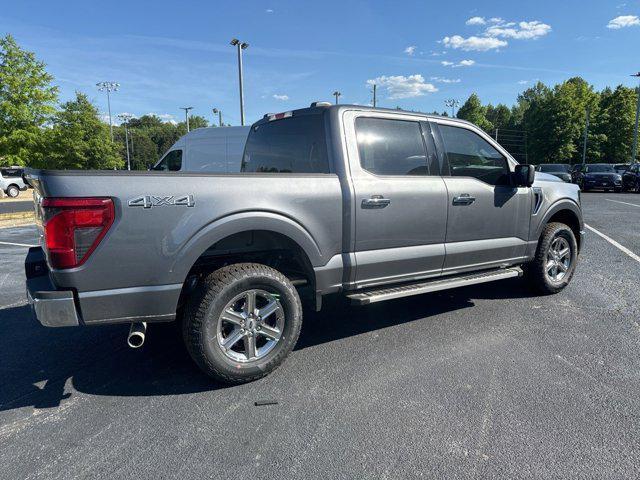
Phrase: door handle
[
  {"left": 361, "top": 195, "right": 391, "bottom": 209},
  {"left": 452, "top": 194, "right": 476, "bottom": 206}
]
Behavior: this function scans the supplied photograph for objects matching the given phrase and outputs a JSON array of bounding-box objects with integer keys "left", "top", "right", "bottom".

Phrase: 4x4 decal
[{"left": 128, "top": 195, "right": 195, "bottom": 208}]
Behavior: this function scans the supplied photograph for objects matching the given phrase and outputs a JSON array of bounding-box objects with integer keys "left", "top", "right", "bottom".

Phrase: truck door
[
  {"left": 343, "top": 111, "right": 448, "bottom": 288},
  {"left": 432, "top": 120, "right": 531, "bottom": 274}
]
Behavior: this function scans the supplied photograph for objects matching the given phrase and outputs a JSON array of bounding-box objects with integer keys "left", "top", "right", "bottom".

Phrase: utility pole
[
  {"left": 117, "top": 113, "right": 134, "bottom": 170},
  {"left": 213, "top": 108, "right": 223, "bottom": 127},
  {"left": 582, "top": 106, "right": 590, "bottom": 165},
  {"left": 372, "top": 84, "right": 377, "bottom": 108},
  {"left": 180, "top": 107, "right": 193, "bottom": 132},
  {"left": 230, "top": 38, "right": 249, "bottom": 125},
  {"left": 96, "top": 81, "right": 119, "bottom": 141},
  {"left": 333, "top": 91, "right": 341, "bottom": 104},
  {"left": 444, "top": 98, "right": 460, "bottom": 118},
  {"left": 631, "top": 72, "right": 640, "bottom": 163},
  {"left": 495, "top": 128, "right": 499, "bottom": 141}
]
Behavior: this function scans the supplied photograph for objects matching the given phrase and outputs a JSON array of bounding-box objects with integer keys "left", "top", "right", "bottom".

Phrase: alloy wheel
[
  {"left": 545, "top": 236, "right": 571, "bottom": 282},
  {"left": 216, "top": 289, "right": 285, "bottom": 363}
]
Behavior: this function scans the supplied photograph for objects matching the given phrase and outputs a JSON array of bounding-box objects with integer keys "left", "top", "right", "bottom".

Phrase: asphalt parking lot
[{"left": 0, "top": 192, "right": 638, "bottom": 479}]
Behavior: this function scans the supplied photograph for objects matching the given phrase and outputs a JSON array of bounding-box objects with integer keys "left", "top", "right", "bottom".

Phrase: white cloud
[
  {"left": 430, "top": 76, "right": 461, "bottom": 84},
  {"left": 404, "top": 45, "right": 417, "bottom": 55},
  {"left": 489, "top": 17, "right": 504, "bottom": 23},
  {"left": 367, "top": 74, "right": 437, "bottom": 99},
  {"left": 265, "top": 8, "right": 274, "bottom": 13},
  {"left": 518, "top": 80, "right": 529, "bottom": 85},
  {"left": 272, "top": 94, "right": 289, "bottom": 101},
  {"left": 607, "top": 15, "right": 640, "bottom": 29},
  {"left": 442, "top": 35, "right": 507, "bottom": 51},
  {"left": 466, "top": 16, "right": 486, "bottom": 25},
  {"left": 442, "top": 59, "right": 475, "bottom": 67},
  {"left": 486, "top": 20, "right": 552, "bottom": 39}
]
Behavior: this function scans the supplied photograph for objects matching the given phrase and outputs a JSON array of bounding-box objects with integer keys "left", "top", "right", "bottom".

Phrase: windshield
[
  {"left": 585, "top": 164, "right": 615, "bottom": 173},
  {"left": 538, "top": 164, "right": 569, "bottom": 172}
]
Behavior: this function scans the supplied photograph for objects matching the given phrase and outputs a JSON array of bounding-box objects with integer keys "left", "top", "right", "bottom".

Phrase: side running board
[{"left": 346, "top": 267, "right": 523, "bottom": 305}]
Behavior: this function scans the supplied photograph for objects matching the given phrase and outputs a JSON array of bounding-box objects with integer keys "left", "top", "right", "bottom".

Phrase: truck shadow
[{"left": 0, "top": 278, "right": 536, "bottom": 412}]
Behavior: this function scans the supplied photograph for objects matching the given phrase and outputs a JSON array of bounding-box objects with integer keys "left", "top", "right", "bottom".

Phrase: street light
[
  {"left": 333, "top": 91, "right": 341, "bottom": 104},
  {"left": 213, "top": 108, "right": 223, "bottom": 127},
  {"left": 444, "top": 98, "right": 460, "bottom": 118},
  {"left": 230, "top": 38, "right": 249, "bottom": 126},
  {"left": 117, "top": 113, "right": 134, "bottom": 170},
  {"left": 96, "top": 81, "right": 119, "bottom": 141},
  {"left": 180, "top": 106, "right": 194, "bottom": 132},
  {"left": 631, "top": 72, "right": 640, "bottom": 163}
]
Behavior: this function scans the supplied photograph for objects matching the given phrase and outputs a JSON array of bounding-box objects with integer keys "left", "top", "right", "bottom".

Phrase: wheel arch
[
  {"left": 536, "top": 200, "right": 583, "bottom": 251},
  {"left": 170, "top": 211, "right": 323, "bottom": 290}
]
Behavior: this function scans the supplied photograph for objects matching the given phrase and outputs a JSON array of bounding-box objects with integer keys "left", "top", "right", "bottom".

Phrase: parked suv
[
  {"left": 622, "top": 163, "right": 640, "bottom": 192},
  {"left": 0, "top": 167, "right": 28, "bottom": 197},
  {"left": 574, "top": 163, "right": 623, "bottom": 192},
  {"left": 25, "top": 104, "right": 584, "bottom": 384}
]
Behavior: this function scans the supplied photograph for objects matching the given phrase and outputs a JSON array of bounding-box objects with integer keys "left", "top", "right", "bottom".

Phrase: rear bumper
[
  {"left": 26, "top": 247, "right": 80, "bottom": 327},
  {"left": 25, "top": 247, "right": 180, "bottom": 327}
]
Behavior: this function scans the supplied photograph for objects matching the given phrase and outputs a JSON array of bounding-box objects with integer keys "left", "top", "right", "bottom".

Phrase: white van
[{"left": 152, "top": 126, "right": 250, "bottom": 172}]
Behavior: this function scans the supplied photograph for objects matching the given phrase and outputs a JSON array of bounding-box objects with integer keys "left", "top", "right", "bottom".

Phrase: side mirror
[{"left": 514, "top": 164, "right": 535, "bottom": 187}]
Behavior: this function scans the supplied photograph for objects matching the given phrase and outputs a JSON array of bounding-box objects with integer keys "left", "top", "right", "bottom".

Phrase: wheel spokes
[
  {"left": 222, "top": 308, "right": 245, "bottom": 326},
  {"left": 558, "top": 247, "right": 570, "bottom": 260},
  {"left": 258, "top": 300, "right": 279, "bottom": 320},
  {"left": 222, "top": 328, "right": 244, "bottom": 350},
  {"left": 258, "top": 324, "right": 281, "bottom": 341},
  {"left": 244, "top": 334, "right": 257, "bottom": 359},
  {"left": 244, "top": 291, "right": 257, "bottom": 316}
]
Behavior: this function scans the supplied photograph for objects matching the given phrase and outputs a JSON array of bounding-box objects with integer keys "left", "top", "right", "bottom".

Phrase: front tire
[
  {"left": 182, "top": 263, "right": 303, "bottom": 384},
  {"left": 526, "top": 222, "right": 578, "bottom": 294},
  {"left": 6, "top": 185, "right": 19, "bottom": 198}
]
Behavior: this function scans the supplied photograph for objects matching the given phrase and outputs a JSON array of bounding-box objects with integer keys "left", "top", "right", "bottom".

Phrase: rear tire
[
  {"left": 182, "top": 263, "right": 303, "bottom": 384},
  {"left": 526, "top": 222, "right": 578, "bottom": 295},
  {"left": 6, "top": 185, "right": 19, "bottom": 198}
]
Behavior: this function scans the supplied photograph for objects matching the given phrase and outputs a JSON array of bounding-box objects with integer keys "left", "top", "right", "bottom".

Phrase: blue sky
[{"left": 2, "top": 0, "right": 639, "bottom": 125}]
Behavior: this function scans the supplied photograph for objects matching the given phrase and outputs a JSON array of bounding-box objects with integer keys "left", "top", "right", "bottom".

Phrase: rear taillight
[{"left": 42, "top": 197, "right": 114, "bottom": 269}]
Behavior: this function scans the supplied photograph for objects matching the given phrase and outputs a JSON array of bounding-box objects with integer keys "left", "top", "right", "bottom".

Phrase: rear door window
[{"left": 355, "top": 117, "right": 429, "bottom": 176}]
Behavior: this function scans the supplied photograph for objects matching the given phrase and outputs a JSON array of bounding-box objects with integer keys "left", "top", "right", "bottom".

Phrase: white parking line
[
  {"left": 585, "top": 224, "right": 640, "bottom": 264},
  {"left": 605, "top": 198, "right": 640, "bottom": 208},
  {"left": 0, "top": 241, "right": 37, "bottom": 248}
]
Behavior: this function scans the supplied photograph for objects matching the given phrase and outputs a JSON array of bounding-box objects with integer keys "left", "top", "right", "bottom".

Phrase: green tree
[
  {"left": 596, "top": 85, "right": 638, "bottom": 163},
  {"left": 0, "top": 34, "right": 58, "bottom": 166},
  {"left": 485, "top": 104, "right": 512, "bottom": 133},
  {"left": 456, "top": 93, "right": 493, "bottom": 132},
  {"left": 41, "top": 92, "right": 122, "bottom": 170}
]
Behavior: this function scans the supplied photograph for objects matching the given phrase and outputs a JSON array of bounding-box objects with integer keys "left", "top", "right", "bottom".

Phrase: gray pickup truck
[{"left": 25, "top": 104, "right": 584, "bottom": 384}]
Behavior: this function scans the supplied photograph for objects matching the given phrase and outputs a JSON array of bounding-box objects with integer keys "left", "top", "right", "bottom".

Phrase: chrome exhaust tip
[{"left": 127, "top": 322, "right": 147, "bottom": 348}]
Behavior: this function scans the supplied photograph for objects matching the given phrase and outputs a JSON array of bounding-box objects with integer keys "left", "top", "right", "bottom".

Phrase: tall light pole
[
  {"left": 96, "top": 81, "right": 119, "bottom": 141},
  {"left": 213, "top": 108, "right": 223, "bottom": 127},
  {"left": 582, "top": 106, "right": 590, "bottom": 165},
  {"left": 230, "top": 38, "right": 249, "bottom": 126},
  {"left": 444, "top": 98, "right": 460, "bottom": 118},
  {"left": 180, "top": 106, "right": 193, "bottom": 132},
  {"left": 371, "top": 84, "right": 377, "bottom": 108},
  {"left": 117, "top": 113, "right": 134, "bottom": 170},
  {"left": 631, "top": 72, "right": 640, "bottom": 163},
  {"left": 333, "top": 91, "right": 341, "bottom": 104}
]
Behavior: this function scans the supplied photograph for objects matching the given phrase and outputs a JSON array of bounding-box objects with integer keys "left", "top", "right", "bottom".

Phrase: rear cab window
[{"left": 241, "top": 114, "right": 329, "bottom": 173}]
